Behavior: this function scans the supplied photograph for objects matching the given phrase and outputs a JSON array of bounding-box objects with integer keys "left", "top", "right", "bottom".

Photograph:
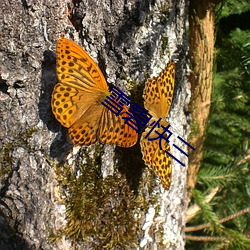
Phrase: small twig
[
  {"left": 185, "top": 206, "right": 250, "bottom": 232},
  {"left": 185, "top": 235, "right": 227, "bottom": 242}
]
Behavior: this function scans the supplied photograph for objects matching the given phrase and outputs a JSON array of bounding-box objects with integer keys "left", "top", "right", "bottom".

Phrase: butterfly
[
  {"left": 140, "top": 60, "right": 175, "bottom": 190},
  {"left": 51, "top": 38, "right": 138, "bottom": 147}
]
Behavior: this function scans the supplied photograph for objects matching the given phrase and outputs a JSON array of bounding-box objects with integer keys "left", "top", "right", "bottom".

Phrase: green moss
[
  {"left": 161, "top": 35, "right": 169, "bottom": 57},
  {"left": 189, "top": 119, "right": 201, "bottom": 139},
  {"left": 0, "top": 144, "right": 13, "bottom": 178},
  {"left": 0, "top": 126, "right": 38, "bottom": 178},
  {"left": 159, "top": 2, "right": 170, "bottom": 17},
  {"left": 50, "top": 148, "right": 157, "bottom": 248},
  {"left": 25, "top": 126, "right": 38, "bottom": 138},
  {"left": 119, "top": 72, "right": 139, "bottom": 92}
]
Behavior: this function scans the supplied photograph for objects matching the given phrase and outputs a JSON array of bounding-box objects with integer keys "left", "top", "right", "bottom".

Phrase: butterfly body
[
  {"left": 140, "top": 61, "right": 175, "bottom": 190},
  {"left": 52, "top": 38, "right": 138, "bottom": 147}
]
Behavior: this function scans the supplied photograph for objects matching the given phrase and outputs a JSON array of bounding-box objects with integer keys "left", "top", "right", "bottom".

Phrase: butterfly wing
[
  {"left": 143, "top": 60, "right": 175, "bottom": 119},
  {"left": 67, "top": 103, "right": 138, "bottom": 147},
  {"left": 52, "top": 38, "right": 138, "bottom": 147},
  {"left": 56, "top": 38, "right": 108, "bottom": 91},
  {"left": 98, "top": 105, "right": 138, "bottom": 147},
  {"left": 52, "top": 38, "right": 109, "bottom": 128},
  {"left": 140, "top": 60, "right": 175, "bottom": 189},
  {"left": 67, "top": 94, "right": 106, "bottom": 145},
  {"left": 140, "top": 126, "right": 172, "bottom": 190}
]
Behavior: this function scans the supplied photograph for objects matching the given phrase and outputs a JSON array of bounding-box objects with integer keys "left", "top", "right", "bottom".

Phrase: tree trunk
[
  {"left": 0, "top": 1, "right": 189, "bottom": 249},
  {"left": 187, "top": 0, "right": 220, "bottom": 204}
]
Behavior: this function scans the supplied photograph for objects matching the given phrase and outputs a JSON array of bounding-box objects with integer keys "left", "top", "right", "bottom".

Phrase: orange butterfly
[
  {"left": 140, "top": 61, "right": 175, "bottom": 189},
  {"left": 52, "top": 38, "right": 138, "bottom": 147}
]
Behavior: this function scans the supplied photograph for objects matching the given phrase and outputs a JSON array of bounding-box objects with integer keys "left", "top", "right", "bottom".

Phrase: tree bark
[
  {"left": 0, "top": 0, "right": 189, "bottom": 249},
  {"left": 187, "top": 0, "right": 220, "bottom": 204}
]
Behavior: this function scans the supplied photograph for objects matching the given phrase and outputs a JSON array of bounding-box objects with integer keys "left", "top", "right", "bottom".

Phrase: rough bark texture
[
  {"left": 187, "top": 0, "right": 219, "bottom": 204},
  {"left": 0, "top": 0, "right": 189, "bottom": 249}
]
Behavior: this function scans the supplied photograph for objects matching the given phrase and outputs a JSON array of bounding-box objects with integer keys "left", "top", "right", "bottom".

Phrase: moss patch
[
  {"left": 0, "top": 126, "right": 38, "bottom": 180},
  {"left": 51, "top": 150, "right": 155, "bottom": 248}
]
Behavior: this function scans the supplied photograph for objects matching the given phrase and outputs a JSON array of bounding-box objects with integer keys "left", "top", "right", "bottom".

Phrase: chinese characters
[{"left": 101, "top": 86, "right": 195, "bottom": 167}]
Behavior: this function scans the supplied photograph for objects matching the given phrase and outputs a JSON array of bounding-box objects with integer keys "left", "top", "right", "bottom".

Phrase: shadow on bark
[
  {"left": 39, "top": 50, "right": 73, "bottom": 161},
  {"left": 115, "top": 82, "right": 146, "bottom": 191},
  {"left": 0, "top": 210, "right": 32, "bottom": 250}
]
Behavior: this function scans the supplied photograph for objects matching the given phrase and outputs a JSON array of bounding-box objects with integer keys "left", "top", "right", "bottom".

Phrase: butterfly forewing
[
  {"left": 52, "top": 83, "right": 79, "bottom": 128},
  {"left": 56, "top": 38, "right": 108, "bottom": 91},
  {"left": 143, "top": 60, "right": 175, "bottom": 119}
]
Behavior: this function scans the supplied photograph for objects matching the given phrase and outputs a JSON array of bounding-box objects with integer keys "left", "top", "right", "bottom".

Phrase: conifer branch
[
  {"left": 185, "top": 206, "right": 250, "bottom": 232},
  {"left": 236, "top": 150, "right": 250, "bottom": 168},
  {"left": 186, "top": 187, "right": 219, "bottom": 222}
]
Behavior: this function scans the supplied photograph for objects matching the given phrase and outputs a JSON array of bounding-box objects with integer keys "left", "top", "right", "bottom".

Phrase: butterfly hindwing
[
  {"left": 140, "top": 127, "right": 172, "bottom": 190},
  {"left": 99, "top": 106, "right": 138, "bottom": 147},
  {"left": 69, "top": 121, "right": 98, "bottom": 146}
]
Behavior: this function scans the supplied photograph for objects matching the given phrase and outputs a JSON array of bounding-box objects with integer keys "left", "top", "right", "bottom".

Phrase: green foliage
[
  {"left": 218, "top": 0, "right": 250, "bottom": 17},
  {"left": 192, "top": 189, "right": 225, "bottom": 233},
  {"left": 187, "top": 1, "right": 250, "bottom": 249}
]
